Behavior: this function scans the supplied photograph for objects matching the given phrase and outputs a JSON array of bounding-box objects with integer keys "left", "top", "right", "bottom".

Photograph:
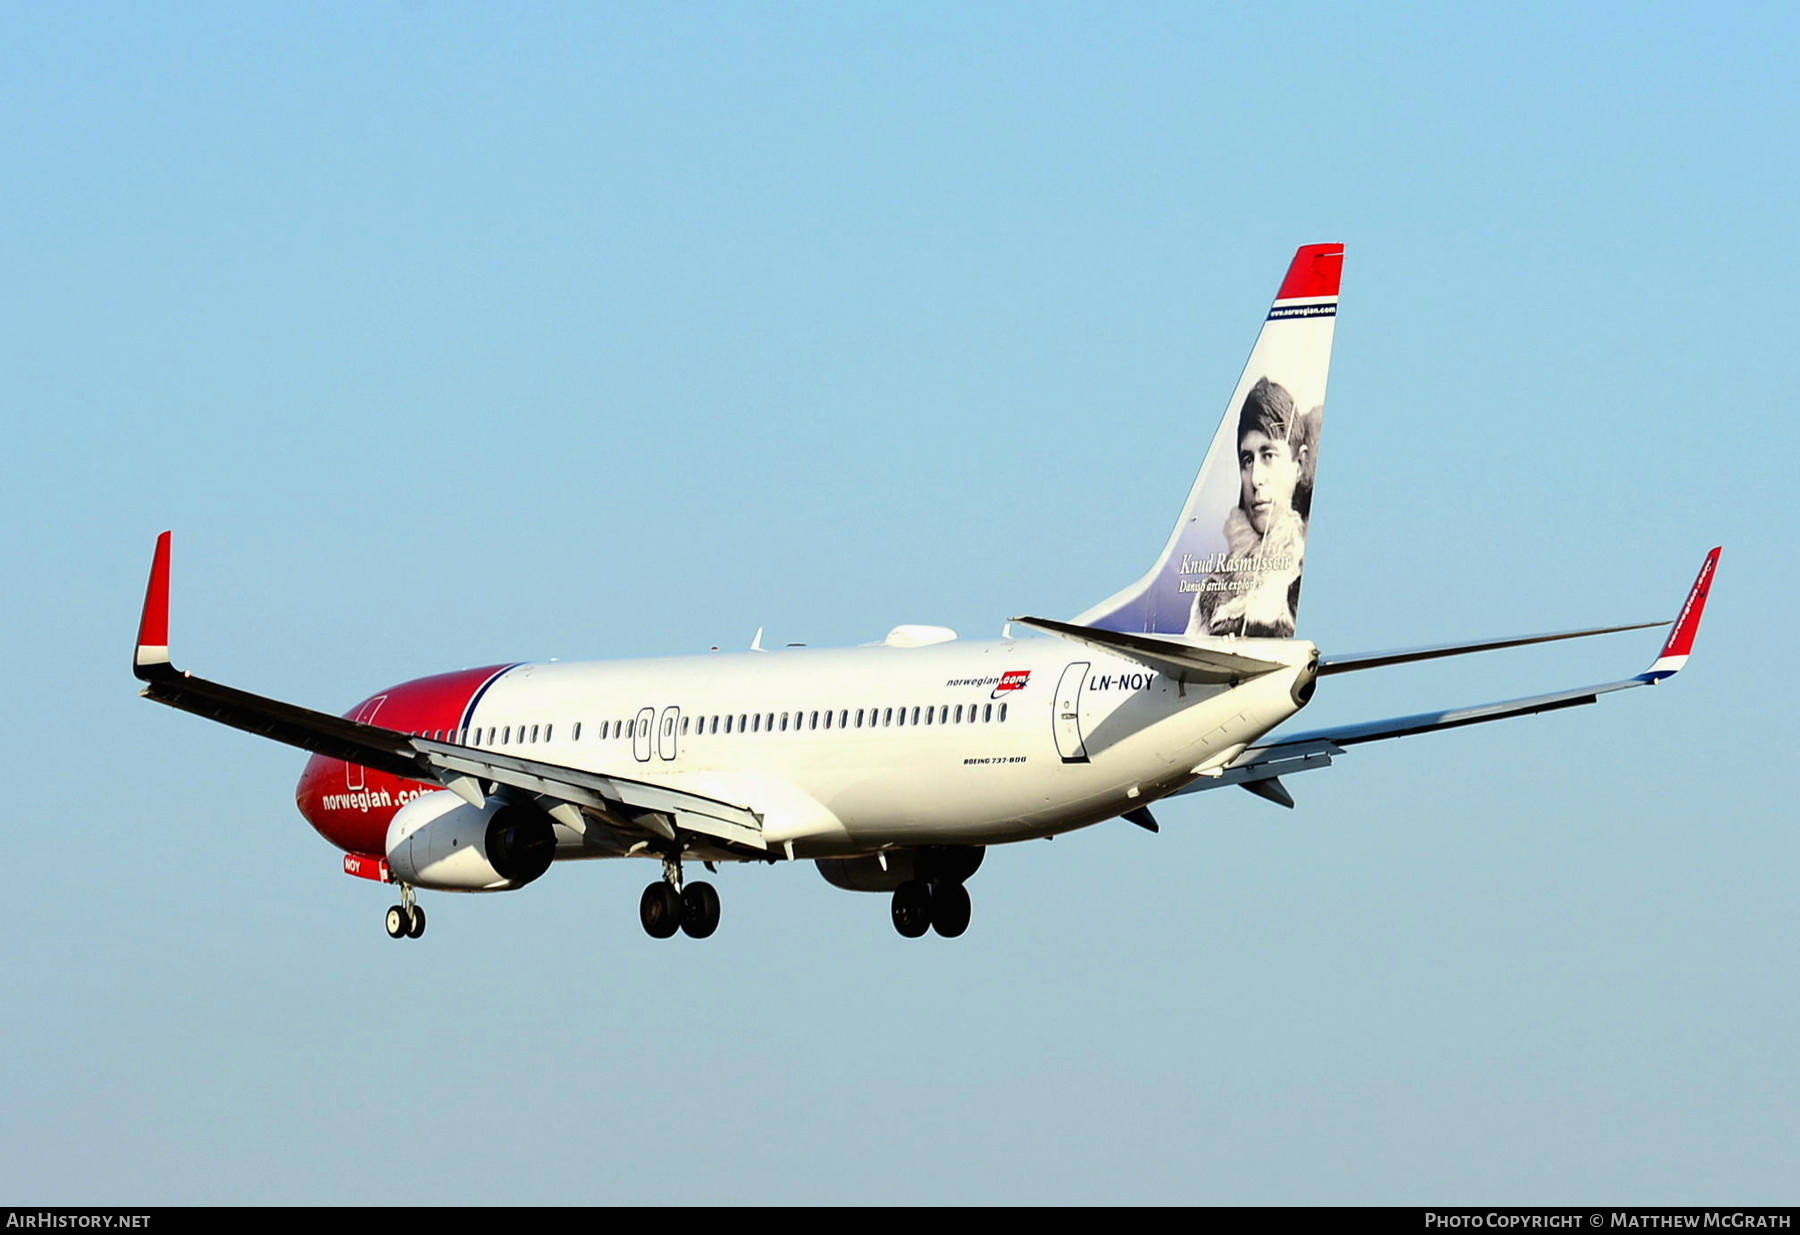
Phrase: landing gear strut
[
  {"left": 639, "top": 855, "right": 721, "bottom": 940},
  {"left": 384, "top": 884, "right": 426, "bottom": 940}
]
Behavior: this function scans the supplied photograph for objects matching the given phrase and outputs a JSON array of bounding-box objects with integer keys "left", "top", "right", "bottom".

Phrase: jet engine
[
  {"left": 385, "top": 790, "right": 557, "bottom": 892},
  {"left": 816, "top": 845, "right": 984, "bottom": 892}
]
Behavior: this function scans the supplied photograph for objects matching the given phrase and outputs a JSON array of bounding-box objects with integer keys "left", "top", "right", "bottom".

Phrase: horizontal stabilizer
[{"left": 1011, "top": 615, "right": 1285, "bottom": 683}]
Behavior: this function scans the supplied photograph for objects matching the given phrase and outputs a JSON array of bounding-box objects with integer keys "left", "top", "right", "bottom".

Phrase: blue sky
[{"left": 3, "top": 3, "right": 1794, "bottom": 1204}]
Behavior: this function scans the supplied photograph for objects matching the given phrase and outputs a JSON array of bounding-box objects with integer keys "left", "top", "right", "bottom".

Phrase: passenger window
[
  {"left": 910, "top": 706, "right": 920, "bottom": 725},
  {"left": 999, "top": 702, "right": 1008, "bottom": 722},
  {"left": 570, "top": 722, "right": 580, "bottom": 741},
  {"left": 983, "top": 705, "right": 993, "bottom": 723},
  {"left": 883, "top": 708, "right": 893, "bottom": 726}
]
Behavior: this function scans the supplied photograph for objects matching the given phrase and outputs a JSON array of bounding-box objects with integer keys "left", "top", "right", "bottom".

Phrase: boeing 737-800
[{"left": 132, "top": 243, "right": 1719, "bottom": 942}]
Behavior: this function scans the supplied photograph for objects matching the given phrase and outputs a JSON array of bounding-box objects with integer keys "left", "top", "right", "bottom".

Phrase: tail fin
[{"left": 1075, "top": 243, "right": 1343, "bottom": 637}]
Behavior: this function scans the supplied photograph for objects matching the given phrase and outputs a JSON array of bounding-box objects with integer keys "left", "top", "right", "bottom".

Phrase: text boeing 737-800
[{"left": 132, "top": 244, "right": 1719, "bottom": 942}]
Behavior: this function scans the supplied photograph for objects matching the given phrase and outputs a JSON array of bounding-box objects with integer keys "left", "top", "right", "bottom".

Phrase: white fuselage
[{"left": 450, "top": 633, "right": 1316, "bottom": 859}]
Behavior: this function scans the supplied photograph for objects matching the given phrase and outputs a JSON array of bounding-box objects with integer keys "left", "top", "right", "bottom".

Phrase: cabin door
[{"left": 1052, "top": 662, "right": 1091, "bottom": 764}]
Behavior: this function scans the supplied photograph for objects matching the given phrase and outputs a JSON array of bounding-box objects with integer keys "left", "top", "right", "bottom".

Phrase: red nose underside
[{"left": 295, "top": 663, "right": 515, "bottom": 856}]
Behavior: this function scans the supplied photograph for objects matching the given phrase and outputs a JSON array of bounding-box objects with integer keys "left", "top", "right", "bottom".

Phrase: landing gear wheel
[
  {"left": 929, "top": 882, "right": 971, "bottom": 938},
  {"left": 406, "top": 905, "right": 427, "bottom": 939},
  {"left": 891, "top": 880, "right": 931, "bottom": 938},
  {"left": 385, "top": 905, "right": 408, "bottom": 939},
  {"left": 640, "top": 882, "right": 682, "bottom": 939},
  {"left": 680, "top": 881, "right": 721, "bottom": 939}
]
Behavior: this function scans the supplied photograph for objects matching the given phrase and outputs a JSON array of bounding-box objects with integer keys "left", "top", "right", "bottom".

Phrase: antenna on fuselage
[{"left": 750, "top": 627, "right": 765, "bottom": 652}]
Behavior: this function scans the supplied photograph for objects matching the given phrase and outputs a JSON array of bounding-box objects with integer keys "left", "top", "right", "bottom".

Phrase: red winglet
[
  {"left": 1657, "top": 546, "right": 1721, "bottom": 663},
  {"left": 135, "top": 531, "right": 173, "bottom": 673},
  {"left": 1276, "top": 243, "right": 1345, "bottom": 301}
]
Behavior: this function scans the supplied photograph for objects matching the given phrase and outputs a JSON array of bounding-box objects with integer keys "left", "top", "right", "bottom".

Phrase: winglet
[
  {"left": 134, "top": 531, "right": 174, "bottom": 679},
  {"left": 1642, "top": 547, "right": 1720, "bottom": 682}
]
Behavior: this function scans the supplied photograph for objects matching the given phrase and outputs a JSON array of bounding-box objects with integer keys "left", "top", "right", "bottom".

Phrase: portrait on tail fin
[
  {"left": 1185, "top": 376, "right": 1322, "bottom": 638},
  {"left": 1071, "top": 242, "right": 1340, "bottom": 638}
]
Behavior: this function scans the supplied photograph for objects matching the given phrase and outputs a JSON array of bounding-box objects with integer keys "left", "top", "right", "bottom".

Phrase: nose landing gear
[{"left": 384, "top": 885, "right": 426, "bottom": 939}]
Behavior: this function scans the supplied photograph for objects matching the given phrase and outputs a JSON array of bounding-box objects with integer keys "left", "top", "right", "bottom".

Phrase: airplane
[{"left": 132, "top": 243, "right": 1720, "bottom": 942}]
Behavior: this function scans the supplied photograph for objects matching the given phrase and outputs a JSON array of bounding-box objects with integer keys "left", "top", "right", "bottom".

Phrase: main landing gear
[
  {"left": 890, "top": 878, "right": 972, "bottom": 939},
  {"left": 639, "top": 856, "right": 721, "bottom": 940},
  {"left": 384, "top": 884, "right": 426, "bottom": 940}
]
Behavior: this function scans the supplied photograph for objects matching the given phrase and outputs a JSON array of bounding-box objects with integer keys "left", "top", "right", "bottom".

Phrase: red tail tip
[{"left": 1276, "top": 243, "right": 1345, "bottom": 301}]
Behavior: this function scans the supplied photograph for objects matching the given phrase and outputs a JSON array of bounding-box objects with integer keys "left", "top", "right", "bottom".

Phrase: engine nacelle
[
  {"left": 816, "top": 845, "right": 984, "bottom": 893},
  {"left": 385, "top": 791, "right": 557, "bottom": 892}
]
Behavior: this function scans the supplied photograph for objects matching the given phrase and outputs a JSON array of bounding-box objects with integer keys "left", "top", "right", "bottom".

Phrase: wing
[
  {"left": 1316, "top": 619, "right": 1668, "bottom": 675},
  {"left": 1176, "top": 547, "right": 1721, "bottom": 807},
  {"left": 132, "top": 532, "right": 764, "bottom": 853}
]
